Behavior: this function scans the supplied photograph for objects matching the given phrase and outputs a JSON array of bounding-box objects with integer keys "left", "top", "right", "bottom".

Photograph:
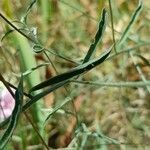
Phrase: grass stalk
[
  {"left": 107, "top": 42, "right": 150, "bottom": 61},
  {"left": 108, "top": 0, "right": 117, "bottom": 53},
  {"left": 117, "top": 0, "right": 143, "bottom": 50},
  {"left": 40, "top": 0, "right": 51, "bottom": 43},
  {"left": 24, "top": 111, "right": 49, "bottom": 150},
  {"left": 71, "top": 80, "right": 150, "bottom": 88},
  {"left": 129, "top": 52, "right": 150, "bottom": 93}
]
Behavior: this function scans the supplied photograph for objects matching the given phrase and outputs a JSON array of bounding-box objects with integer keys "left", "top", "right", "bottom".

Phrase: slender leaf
[
  {"left": 1, "top": 28, "right": 25, "bottom": 41},
  {"left": 1, "top": 29, "right": 14, "bottom": 41},
  {"left": 23, "top": 63, "right": 50, "bottom": 76},
  {"left": 23, "top": 80, "right": 69, "bottom": 111},
  {"left": 83, "top": 8, "right": 107, "bottom": 63},
  {"left": 44, "top": 97, "right": 71, "bottom": 122},
  {"left": 30, "top": 47, "right": 112, "bottom": 92},
  {"left": 0, "top": 76, "right": 23, "bottom": 150},
  {"left": 135, "top": 54, "right": 150, "bottom": 66},
  {"left": 118, "top": 0, "right": 143, "bottom": 49},
  {"left": 21, "top": 0, "right": 37, "bottom": 24}
]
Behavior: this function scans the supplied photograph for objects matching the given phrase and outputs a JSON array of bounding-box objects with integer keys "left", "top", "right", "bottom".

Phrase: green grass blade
[
  {"left": 44, "top": 97, "right": 71, "bottom": 122},
  {"left": 0, "top": 76, "right": 23, "bottom": 150},
  {"left": 83, "top": 8, "right": 107, "bottom": 63},
  {"left": 23, "top": 80, "right": 69, "bottom": 111},
  {"left": 117, "top": 0, "right": 143, "bottom": 49},
  {"left": 40, "top": 0, "right": 52, "bottom": 43},
  {"left": 23, "top": 63, "right": 50, "bottom": 76},
  {"left": 1, "top": 29, "right": 14, "bottom": 41},
  {"left": 135, "top": 54, "right": 150, "bottom": 66},
  {"left": 30, "top": 47, "right": 112, "bottom": 92},
  {"left": 1, "top": 28, "right": 26, "bottom": 42},
  {"left": 21, "top": 0, "right": 37, "bottom": 24},
  {"left": 108, "top": 0, "right": 117, "bottom": 53}
]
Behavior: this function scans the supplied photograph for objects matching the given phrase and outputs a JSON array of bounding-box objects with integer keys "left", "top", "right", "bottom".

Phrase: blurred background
[{"left": 0, "top": 0, "right": 149, "bottom": 149}]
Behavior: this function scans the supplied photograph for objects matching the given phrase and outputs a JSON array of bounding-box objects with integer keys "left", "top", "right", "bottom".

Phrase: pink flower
[{"left": 0, "top": 88, "right": 15, "bottom": 123}]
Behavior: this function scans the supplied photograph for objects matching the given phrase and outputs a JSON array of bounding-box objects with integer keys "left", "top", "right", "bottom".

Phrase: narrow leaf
[
  {"left": 1, "top": 28, "right": 25, "bottom": 41},
  {"left": 0, "top": 76, "right": 23, "bottom": 150},
  {"left": 135, "top": 54, "right": 150, "bottom": 66},
  {"left": 1, "top": 29, "right": 14, "bottom": 41},
  {"left": 83, "top": 8, "right": 107, "bottom": 63},
  {"left": 23, "top": 80, "right": 69, "bottom": 111},
  {"left": 30, "top": 47, "right": 112, "bottom": 92},
  {"left": 45, "top": 97, "right": 71, "bottom": 122},
  {"left": 118, "top": 0, "right": 143, "bottom": 48},
  {"left": 21, "top": 0, "right": 37, "bottom": 24},
  {"left": 23, "top": 63, "right": 50, "bottom": 76}
]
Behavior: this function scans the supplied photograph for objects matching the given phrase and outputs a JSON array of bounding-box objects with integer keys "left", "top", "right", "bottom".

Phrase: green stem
[
  {"left": 108, "top": 0, "right": 117, "bottom": 53},
  {"left": 15, "top": 33, "right": 43, "bottom": 129},
  {"left": 71, "top": 80, "right": 150, "bottom": 88}
]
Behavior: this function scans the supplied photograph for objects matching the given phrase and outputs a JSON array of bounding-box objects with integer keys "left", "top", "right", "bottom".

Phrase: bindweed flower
[{"left": 0, "top": 87, "right": 15, "bottom": 123}]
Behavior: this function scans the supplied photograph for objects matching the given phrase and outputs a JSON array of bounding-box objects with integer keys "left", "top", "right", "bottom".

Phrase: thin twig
[
  {"left": 0, "top": 12, "right": 78, "bottom": 64},
  {"left": 0, "top": 73, "right": 15, "bottom": 98},
  {"left": 43, "top": 51, "right": 79, "bottom": 125},
  {"left": 7, "top": 81, "right": 33, "bottom": 98},
  {"left": 24, "top": 111, "right": 50, "bottom": 150},
  {"left": 129, "top": 51, "right": 150, "bottom": 93},
  {"left": 107, "top": 42, "right": 150, "bottom": 60},
  {"left": 45, "top": 49, "right": 79, "bottom": 65},
  {"left": 0, "top": 13, "right": 36, "bottom": 43},
  {"left": 70, "top": 80, "right": 150, "bottom": 88}
]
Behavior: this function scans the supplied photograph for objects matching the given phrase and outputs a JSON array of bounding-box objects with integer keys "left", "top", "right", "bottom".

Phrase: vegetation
[{"left": 0, "top": 0, "right": 149, "bottom": 149}]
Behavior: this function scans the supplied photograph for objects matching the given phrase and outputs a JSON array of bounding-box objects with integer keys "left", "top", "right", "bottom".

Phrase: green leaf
[
  {"left": 1, "top": 29, "right": 14, "bottom": 41},
  {"left": 1, "top": 28, "right": 25, "bottom": 41},
  {"left": 21, "top": 0, "right": 37, "bottom": 24},
  {"left": 0, "top": 76, "right": 23, "bottom": 150},
  {"left": 23, "top": 80, "right": 69, "bottom": 111},
  {"left": 83, "top": 8, "right": 107, "bottom": 63},
  {"left": 30, "top": 47, "right": 112, "bottom": 92},
  {"left": 117, "top": 0, "right": 143, "bottom": 49},
  {"left": 135, "top": 54, "right": 150, "bottom": 66},
  {"left": 44, "top": 97, "right": 71, "bottom": 122},
  {"left": 23, "top": 63, "right": 50, "bottom": 76}
]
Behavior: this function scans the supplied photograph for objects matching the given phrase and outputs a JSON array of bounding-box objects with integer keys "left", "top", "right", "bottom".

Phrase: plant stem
[
  {"left": 129, "top": 52, "right": 150, "bottom": 93},
  {"left": 0, "top": 12, "right": 36, "bottom": 43},
  {"left": 108, "top": 0, "right": 117, "bottom": 53},
  {"left": 24, "top": 111, "right": 50, "bottom": 150},
  {"left": 70, "top": 80, "right": 150, "bottom": 88}
]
